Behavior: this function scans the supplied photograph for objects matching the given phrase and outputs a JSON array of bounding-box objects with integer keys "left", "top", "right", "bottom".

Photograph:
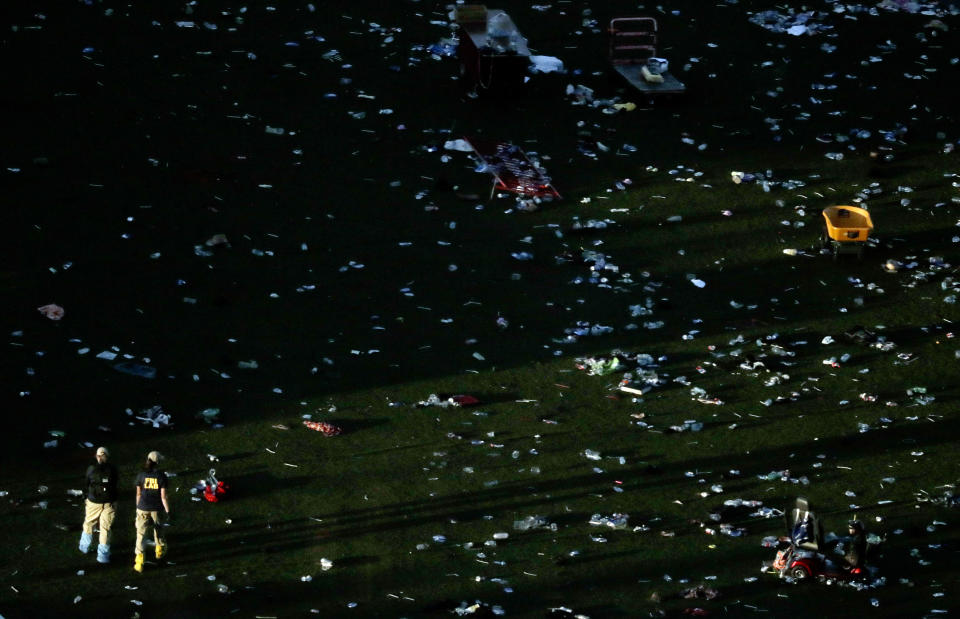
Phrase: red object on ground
[
  {"left": 465, "top": 138, "right": 561, "bottom": 199},
  {"left": 450, "top": 395, "right": 480, "bottom": 406},
  {"left": 303, "top": 420, "right": 342, "bottom": 436},
  {"left": 203, "top": 480, "right": 229, "bottom": 503}
]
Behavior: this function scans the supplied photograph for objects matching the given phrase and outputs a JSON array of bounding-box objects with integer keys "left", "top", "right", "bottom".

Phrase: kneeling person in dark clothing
[
  {"left": 844, "top": 520, "right": 867, "bottom": 570},
  {"left": 133, "top": 451, "right": 171, "bottom": 573}
]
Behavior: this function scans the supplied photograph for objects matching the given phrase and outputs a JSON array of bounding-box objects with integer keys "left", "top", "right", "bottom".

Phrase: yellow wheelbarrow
[{"left": 821, "top": 205, "right": 873, "bottom": 260}]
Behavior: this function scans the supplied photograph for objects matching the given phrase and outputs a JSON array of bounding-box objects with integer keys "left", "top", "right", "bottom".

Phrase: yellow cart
[{"left": 821, "top": 205, "right": 873, "bottom": 260}]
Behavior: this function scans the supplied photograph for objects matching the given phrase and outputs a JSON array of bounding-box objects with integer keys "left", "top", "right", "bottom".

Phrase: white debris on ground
[{"left": 5, "top": 0, "right": 958, "bottom": 616}]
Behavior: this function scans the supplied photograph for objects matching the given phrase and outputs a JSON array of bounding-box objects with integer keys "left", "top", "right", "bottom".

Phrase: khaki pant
[
  {"left": 83, "top": 499, "right": 116, "bottom": 546},
  {"left": 135, "top": 509, "right": 166, "bottom": 555}
]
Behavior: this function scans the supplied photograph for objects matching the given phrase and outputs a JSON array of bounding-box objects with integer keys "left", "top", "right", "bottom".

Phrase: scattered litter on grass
[
  {"left": 196, "top": 408, "right": 221, "bottom": 425},
  {"left": 132, "top": 405, "right": 171, "bottom": 428},
  {"left": 415, "top": 394, "right": 479, "bottom": 408},
  {"left": 303, "top": 420, "right": 342, "bottom": 436},
  {"left": 589, "top": 513, "right": 630, "bottom": 529},
  {"left": 8, "top": 2, "right": 960, "bottom": 615},
  {"left": 680, "top": 585, "right": 720, "bottom": 600},
  {"left": 514, "top": 515, "right": 557, "bottom": 531},
  {"left": 37, "top": 304, "right": 65, "bottom": 320}
]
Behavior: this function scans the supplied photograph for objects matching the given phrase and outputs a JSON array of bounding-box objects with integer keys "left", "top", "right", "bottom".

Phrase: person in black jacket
[
  {"left": 844, "top": 520, "right": 867, "bottom": 570},
  {"left": 79, "top": 446, "right": 118, "bottom": 563},
  {"left": 133, "top": 451, "right": 171, "bottom": 573}
]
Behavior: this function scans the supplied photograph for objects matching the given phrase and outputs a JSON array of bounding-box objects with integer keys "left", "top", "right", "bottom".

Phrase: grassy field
[{"left": 1, "top": 0, "right": 958, "bottom": 617}]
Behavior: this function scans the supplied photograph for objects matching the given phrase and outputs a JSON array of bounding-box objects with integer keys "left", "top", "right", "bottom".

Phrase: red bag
[
  {"left": 303, "top": 420, "right": 342, "bottom": 436},
  {"left": 200, "top": 468, "right": 229, "bottom": 502},
  {"left": 203, "top": 480, "right": 229, "bottom": 502}
]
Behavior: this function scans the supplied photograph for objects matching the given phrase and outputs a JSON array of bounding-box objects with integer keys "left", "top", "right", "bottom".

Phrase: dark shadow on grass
[
  {"left": 257, "top": 418, "right": 960, "bottom": 545},
  {"left": 213, "top": 450, "right": 258, "bottom": 464},
  {"left": 175, "top": 451, "right": 258, "bottom": 479},
  {"left": 337, "top": 554, "right": 381, "bottom": 568},
  {"left": 328, "top": 417, "right": 390, "bottom": 433},
  {"left": 155, "top": 420, "right": 946, "bottom": 566},
  {"left": 224, "top": 471, "right": 312, "bottom": 500}
]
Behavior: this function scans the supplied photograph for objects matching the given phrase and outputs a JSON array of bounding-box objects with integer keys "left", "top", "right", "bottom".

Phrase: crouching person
[
  {"left": 844, "top": 520, "right": 867, "bottom": 571},
  {"left": 134, "top": 451, "right": 171, "bottom": 573},
  {"left": 80, "top": 446, "right": 118, "bottom": 563}
]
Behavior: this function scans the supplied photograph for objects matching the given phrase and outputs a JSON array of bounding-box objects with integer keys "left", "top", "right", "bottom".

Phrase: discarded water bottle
[{"left": 825, "top": 152, "right": 844, "bottom": 161}]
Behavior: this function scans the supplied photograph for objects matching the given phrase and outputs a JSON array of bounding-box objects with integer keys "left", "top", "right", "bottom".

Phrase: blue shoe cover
[{"left": 79, "top": 532, "right": 93, "bottom": 554}]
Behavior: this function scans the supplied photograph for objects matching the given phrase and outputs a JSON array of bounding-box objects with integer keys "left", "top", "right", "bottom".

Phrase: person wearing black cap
[
  {"left": 133, "top": 450, "right": 170, "bottom": 573},
  {"left": 79, "top": 446, "right": 118, "bottom": 563}
]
